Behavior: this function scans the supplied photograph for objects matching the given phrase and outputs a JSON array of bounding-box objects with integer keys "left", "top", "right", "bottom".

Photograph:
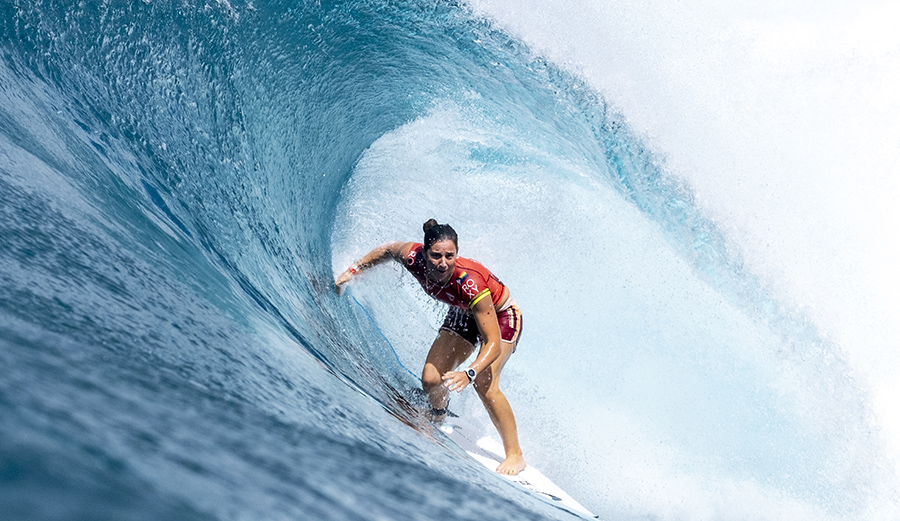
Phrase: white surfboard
[{"left": 440, "top": 419, "right": 598, "bottom": 519}]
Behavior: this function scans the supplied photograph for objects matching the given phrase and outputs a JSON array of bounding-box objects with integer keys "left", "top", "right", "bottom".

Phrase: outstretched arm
[{"left": 334, "top": 241, "right": 413, "bottom": 294}]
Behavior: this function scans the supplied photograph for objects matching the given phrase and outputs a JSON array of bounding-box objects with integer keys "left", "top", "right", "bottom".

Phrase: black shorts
[{"left": 439, "top": 302, "right": 522, "bottom": 346}]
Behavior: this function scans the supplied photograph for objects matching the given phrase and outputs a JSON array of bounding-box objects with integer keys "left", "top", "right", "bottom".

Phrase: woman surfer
[{"left": 334, "top": 219, "right": 526, "bottom": 475}]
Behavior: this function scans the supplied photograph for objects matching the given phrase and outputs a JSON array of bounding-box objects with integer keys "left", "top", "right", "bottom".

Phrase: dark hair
[{"left": 422, "top": 219, "right": 458, "bottom": 251}]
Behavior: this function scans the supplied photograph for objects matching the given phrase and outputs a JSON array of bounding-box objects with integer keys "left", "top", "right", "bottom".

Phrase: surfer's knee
[{"left": 421, "top": 364, "right": 442, "bottom": 390}]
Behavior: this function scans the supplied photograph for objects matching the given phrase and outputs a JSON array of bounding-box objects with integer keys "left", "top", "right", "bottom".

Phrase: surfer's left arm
[
  {"left": 335, "top": 241, "right": 413, "bottom": 294},
  {"left": 442, "top": 297, "right": 502, "bottom": 392}
]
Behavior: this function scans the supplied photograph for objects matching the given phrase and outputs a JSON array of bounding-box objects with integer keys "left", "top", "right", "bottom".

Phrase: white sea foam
[
  {"left": 333, "top": 92, "right": 896, "bottom": 518},
  {"left": 465, "top": 0, "right": 900, "bottom": 514}
]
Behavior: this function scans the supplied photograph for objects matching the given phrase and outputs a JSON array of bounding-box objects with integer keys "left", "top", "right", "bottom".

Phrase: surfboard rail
[{"left": 439, "top": 420, "right": 599, "bottom": 519}]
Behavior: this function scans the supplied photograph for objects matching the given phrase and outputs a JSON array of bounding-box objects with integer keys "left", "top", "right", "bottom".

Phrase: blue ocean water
[{"left": 1, "top": 1, "right": 896, "bottom": 520}]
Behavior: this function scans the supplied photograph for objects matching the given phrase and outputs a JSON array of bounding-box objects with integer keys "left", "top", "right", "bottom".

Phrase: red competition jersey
[{"left": 403, "top": 243, "right": 506, "bottom": 310}]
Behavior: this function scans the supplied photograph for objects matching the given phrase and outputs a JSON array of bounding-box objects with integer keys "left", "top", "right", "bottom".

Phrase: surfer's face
[{"left": 425, "top": 239, "right": 457, "bottom": 284}]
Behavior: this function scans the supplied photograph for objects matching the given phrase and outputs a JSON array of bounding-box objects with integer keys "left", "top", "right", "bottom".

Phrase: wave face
[{"left": 1, "top": 1, "right": 896, "bottom": 520}]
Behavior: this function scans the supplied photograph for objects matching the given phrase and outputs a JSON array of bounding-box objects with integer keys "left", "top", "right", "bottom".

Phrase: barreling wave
[{"left": 1, "top": 1, "right": 895, "bottom": 520}]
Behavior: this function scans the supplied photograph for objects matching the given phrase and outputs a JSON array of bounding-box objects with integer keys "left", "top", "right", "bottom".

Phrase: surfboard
[{"left": 439, "top": 418, "right": 598, "bottom": 519}]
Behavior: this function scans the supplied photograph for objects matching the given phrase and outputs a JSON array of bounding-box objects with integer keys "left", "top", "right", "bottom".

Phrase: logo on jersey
[{"left": 459, "top": 272, "right": 479, "bottom": 298}]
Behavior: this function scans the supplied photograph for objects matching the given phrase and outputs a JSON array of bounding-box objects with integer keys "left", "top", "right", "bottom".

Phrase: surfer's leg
[
  {"left": 473, "top": 339, "right": 526, "bottom": 475},
  {"left": 422, "top": 330, "right": 474, "bottom": 414}
]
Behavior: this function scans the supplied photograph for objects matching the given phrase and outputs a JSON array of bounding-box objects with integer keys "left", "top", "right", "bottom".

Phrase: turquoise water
[{"left": 1, "top": 1, "right": 895, "bottom": 520}]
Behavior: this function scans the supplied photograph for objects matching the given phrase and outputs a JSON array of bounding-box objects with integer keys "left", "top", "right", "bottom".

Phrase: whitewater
[{"left": 1, "top": 1, "right": 897, "bottom": 520}]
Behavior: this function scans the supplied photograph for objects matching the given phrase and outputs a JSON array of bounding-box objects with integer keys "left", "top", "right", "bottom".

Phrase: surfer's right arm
[{"left": 334, "top": 241, "right": 415, "bottom": 294}]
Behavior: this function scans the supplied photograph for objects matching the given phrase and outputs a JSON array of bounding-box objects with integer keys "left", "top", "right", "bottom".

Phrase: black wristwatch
[{"left": 465, "top": 368, "right": 477, "bottom": 383}]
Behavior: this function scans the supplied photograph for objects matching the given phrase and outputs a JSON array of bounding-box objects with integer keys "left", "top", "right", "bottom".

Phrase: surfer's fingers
[
  {"left": 441, "top": 372, "right": 468, "bottom": 392},
  {"left": 335, "top": 271, "right": 354, "bottom": 295}
]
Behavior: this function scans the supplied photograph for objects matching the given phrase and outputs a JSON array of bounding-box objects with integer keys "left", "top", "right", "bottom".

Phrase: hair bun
[
  {"left": 423, "top": 220, "right": 458, "bottom": 251},
  {"left": 422, "top": 218, "right": 439, "bottom": 232}
]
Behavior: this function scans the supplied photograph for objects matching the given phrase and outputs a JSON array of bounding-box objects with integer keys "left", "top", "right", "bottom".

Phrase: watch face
[{"left": 466, "top": 368, "right": 476, "bottom": 381}]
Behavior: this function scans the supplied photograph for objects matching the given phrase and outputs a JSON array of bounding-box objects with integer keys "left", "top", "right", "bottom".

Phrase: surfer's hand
[
  {"left": 335, "top": 270, "right": 353, "bottom": 295},
  {"left": 442, "top": 371, "right": 469, "bottom": 393}
]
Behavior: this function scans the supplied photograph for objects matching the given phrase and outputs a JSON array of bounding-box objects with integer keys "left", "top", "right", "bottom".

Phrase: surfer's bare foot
[{"left": 496, "top": 452, "right": 526, "bottom": 475}]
